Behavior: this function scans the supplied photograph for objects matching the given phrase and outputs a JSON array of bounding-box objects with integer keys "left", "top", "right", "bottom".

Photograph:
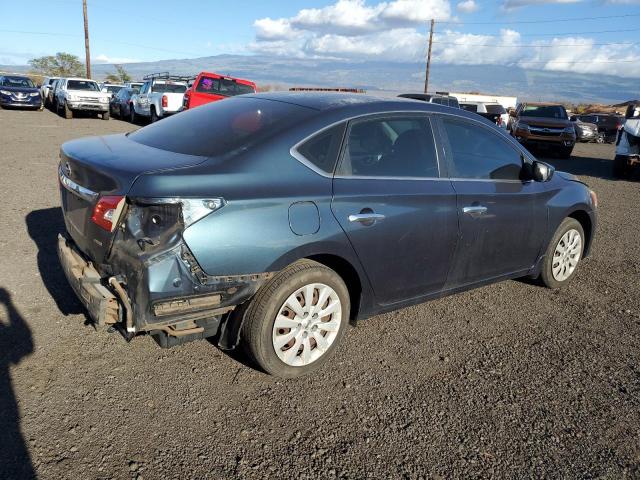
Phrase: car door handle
[
  {"left": 462, "top": 206, "right": 488, "bottom": 217},
  {"left": 348, "top": 213, "right": 385, "bottom": 224}
]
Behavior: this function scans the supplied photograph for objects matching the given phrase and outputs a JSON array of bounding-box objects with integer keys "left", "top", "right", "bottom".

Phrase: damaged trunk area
[{"left": 103, "top": 198, "right": 272, "bottom": 347}]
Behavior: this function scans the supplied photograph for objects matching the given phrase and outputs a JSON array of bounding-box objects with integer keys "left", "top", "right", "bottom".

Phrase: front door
[
  {"left": 437, "top": 116, "right": 548, "bottom": 287},
  {"left": 331, "top": 114, "right": 458, "bottom": 305}
]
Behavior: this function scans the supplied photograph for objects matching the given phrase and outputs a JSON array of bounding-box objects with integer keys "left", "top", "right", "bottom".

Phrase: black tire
[
  {"left": 63, "top": 101, "right": 73, "bottom": 119},
  {"left": 129, "top": 104, "right": 138, "bottom": 124},
  {"left": 539, "top": 218, "right": 585, "bottom": 289},
  {"left": 612, "top": 155, "right": 629, "bottom": 179},
  {"left": 102, "top": 110, "right": 110, "bottom": 120},
  {"left": 241, "top": 259, "right": 350, "bottom": 378},
  {"left": 558, "top": 146, "right": 573, "bottom": 159},
  {"left": 150, "top": 107, "right": 158, "bottom": 123}
]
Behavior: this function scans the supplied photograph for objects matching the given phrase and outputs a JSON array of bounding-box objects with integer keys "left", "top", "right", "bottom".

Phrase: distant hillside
[{"left": 2, "top": 54, "right": 638, "bottom": 104}]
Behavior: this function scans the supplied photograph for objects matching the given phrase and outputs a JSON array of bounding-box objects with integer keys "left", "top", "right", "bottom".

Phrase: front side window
[
  {"left": 441, "top": 118, "right": 523, "bottom": 181},
  {"left": 337, "top": 115, "right": 439, "bottom": 178}
]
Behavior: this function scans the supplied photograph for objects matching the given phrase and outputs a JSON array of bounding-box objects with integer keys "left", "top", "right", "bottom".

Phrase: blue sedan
[
  {"left": 56, "top": 93, "right": 597, "bottom": 377},
  {"left": 0, "top": 75, "right": 42, "bottom": 110}
]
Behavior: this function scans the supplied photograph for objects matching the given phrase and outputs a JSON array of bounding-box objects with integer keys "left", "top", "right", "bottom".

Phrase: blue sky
[{"left": 1, "top": 0, "right": 639, "bottom": 77}]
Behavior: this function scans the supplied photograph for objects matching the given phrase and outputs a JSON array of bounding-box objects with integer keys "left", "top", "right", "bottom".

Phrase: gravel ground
[{"left": 1, "top": 107, "right": 639, "bottom": 480}]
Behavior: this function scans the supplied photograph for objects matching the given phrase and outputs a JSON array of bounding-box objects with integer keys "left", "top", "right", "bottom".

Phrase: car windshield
[
  {"left": 1, "top": 76, "right": 34, "bottom": 88},
  {"left": 67, "top": 80, "right": 99, "bottom": 91},
  {"left": 152, "top": 82, "right": 187, "bottom": 93},
  {"left": 106, "top": 85, "right": 123, "bottom": 93},
  {"left": 129, "top": 97, "right": 315, "bottom": 157},
  {"left": 522, "top": 105, "right": 567, "bottom": 119}
]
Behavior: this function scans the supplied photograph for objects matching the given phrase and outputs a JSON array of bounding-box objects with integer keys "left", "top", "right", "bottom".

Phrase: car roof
[
  {"left": 242, "top": 92, "right": 490, "bottom": 124},
  {"left": 66, "top": 77, "right": 97, "bottom": 82},
  {"left": 522, "top": 101, "right": 564, "bottom": 107}
]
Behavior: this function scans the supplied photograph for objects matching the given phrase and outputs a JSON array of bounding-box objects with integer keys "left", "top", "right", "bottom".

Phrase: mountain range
[{"left": 2, "top": 54, "right": 638, "bottom": 104}]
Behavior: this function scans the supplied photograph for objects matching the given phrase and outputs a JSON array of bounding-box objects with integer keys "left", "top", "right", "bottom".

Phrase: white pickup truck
[{"left": 129, "top": 73, "right": 189, "bottom": 123}]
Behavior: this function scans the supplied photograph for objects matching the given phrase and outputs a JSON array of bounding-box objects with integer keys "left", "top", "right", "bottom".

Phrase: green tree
[
  {"left": 28, "top": 52, "right": 85, "bottom": 77},
  {"left": 104, "top": 64, "right": 131, "bottom": 83}
]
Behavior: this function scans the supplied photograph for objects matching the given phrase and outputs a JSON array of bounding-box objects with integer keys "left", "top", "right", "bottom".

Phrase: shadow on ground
[
  {"left": 25, "top": 207, "right": 83, "bottom": 316},
  {"left": 0, "top": 288, "right": 36, "bottom": 479}
]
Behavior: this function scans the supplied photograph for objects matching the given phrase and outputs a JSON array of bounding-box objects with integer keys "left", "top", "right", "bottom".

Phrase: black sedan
[
  {"left": 57, "top": 93, "right": 597, "bottom": 377},
  {"left": 108, "top": 87, "right": 138, "bottom": 119},
  {"left": 0, "top": 75, "right": 42, "bottom": 110}
]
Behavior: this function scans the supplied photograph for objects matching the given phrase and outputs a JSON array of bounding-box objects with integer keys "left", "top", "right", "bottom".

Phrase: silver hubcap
[
  {"left": 272, "top": 283, "right": 342, "bottom": 367},
  {"left": 552, "top": 228, "right": 582, "bottom": 281}
]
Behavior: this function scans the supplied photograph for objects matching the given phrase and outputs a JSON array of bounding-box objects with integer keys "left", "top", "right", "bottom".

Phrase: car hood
[
  {"left": 0, "top": 85, "right": 39, "bottom": 94},
  {"left": 67, "top": 90, "right": 107, "bottom": 97},
  {"left": 519, "top": 116, "right": 570, "bottom": 128}
]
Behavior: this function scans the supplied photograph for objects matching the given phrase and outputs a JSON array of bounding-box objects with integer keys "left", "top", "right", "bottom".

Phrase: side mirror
[{"left": 532, "top": 161, "right": 554, "bottom": 182}]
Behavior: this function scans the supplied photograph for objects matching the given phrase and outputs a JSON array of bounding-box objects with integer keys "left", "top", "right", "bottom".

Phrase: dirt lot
[{"left": 1, "top": 107, "right": 639, "bottom": 479}]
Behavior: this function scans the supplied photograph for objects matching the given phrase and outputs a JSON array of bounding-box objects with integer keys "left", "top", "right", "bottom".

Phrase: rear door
[
  {"left": 330, "top": 113, "right": 458, "bottom": 305},
  {"left": 436, "top": 116, "right": 548, "bottom": 287}
]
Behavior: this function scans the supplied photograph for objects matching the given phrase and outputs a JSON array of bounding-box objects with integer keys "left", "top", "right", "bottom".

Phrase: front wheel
[
  {"left": 539, "top": 218, "right": 585, "bottom": 289},
  {"left": 63, "top": 101, "right": 73, "bottom": 119},
  {"left": 559, "top": 146, "right": 573, "bottom": 159},
  {"left": 101, "top": 110, "right": 110, "bottom": 120},
  {"left": 612, "top": 155, "right": 630, "bottom": 178},
  {"left": 241, "top": 260, "right": 350, "bottom": 378},
  {"left": 129, "top": 105, "right": 138, "bottom": 124}
]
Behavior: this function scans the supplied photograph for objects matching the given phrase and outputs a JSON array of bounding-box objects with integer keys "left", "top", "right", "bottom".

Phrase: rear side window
[
  {"left": 448, "top": 98, "right": 460, "bottom": 108},
  {"left": 337, "top": 115, "right": 439, "bottom": 178},
  {"left": 296, "top": 123, "right": 346, "bottom": 174},
  {"left": 441, "top": 118, "right": 522, "bottom": 180},
  {"left": 129, "top": 97, "right": 315, "bottom": 157},
  {"left": 461, "top": 104, "right": 478, "bottom": 113}
]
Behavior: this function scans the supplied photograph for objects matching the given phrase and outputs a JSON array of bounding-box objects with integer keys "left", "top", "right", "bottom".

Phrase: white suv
[{"left": 54, "top": 77, "right": 111, "bottom": 120}]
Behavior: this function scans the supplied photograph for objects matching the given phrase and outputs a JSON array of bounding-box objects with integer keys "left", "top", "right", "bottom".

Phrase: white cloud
[
  {"left": 249, "top": 0, "right": 640, "bottom": 78},
  {"left": 456, "top": 0, "right": 479, "bottom": 13},
  {"left": 603, "top": 0, "right": 640, "bottom": 3},
  {"left": 94, "top": 54, "right": 138, "bottom": 64}
]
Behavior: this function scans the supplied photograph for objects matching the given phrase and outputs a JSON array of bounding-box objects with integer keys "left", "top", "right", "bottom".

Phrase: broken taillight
[{"left": 91, "top": 195, "right": 125, "bottom": 232}]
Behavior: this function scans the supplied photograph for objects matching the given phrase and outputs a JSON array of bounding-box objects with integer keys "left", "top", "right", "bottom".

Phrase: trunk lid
[{"left": 59, "top": 133, "right": 208, "bottom": 263}]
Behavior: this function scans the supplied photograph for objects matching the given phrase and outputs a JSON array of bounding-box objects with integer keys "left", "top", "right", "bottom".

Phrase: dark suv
[
  {"left": 511, "top": 102, "right": 576, "bottom": 158},
  {"left": 57, "top": 93, "right": 597, "bottom": 377}
]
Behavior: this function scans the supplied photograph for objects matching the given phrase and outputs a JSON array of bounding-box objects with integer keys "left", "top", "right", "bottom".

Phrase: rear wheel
[
  {"left": 241, "top": 260, "right": 350, "bottom": 378},
  {"left": 539, "top": 218, "right": 584, "bottom": 289},
  {"left": 150, "top": 106, "right": 159, "bottom": 123}
]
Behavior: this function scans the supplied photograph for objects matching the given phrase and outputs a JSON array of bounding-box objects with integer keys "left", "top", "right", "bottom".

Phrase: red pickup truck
[{"left": 182, "top": 72, "right": 256, "bottom": 109}]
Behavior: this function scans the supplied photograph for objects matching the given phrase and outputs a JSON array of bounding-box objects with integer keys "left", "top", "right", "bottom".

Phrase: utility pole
[
  {"left": 82, "top": 0, "right": 91, "bottom": 78},
  {"left": 424, "top": 19, "right": 434, "bottom": 94}
]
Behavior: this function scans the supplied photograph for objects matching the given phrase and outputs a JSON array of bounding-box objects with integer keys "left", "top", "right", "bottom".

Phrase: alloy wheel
[
  {"left": 551, "top": 228, "right": 582, "bottom": 281},
  {"left": 272, "top": 283, "right": 342, "bottom": 367}
]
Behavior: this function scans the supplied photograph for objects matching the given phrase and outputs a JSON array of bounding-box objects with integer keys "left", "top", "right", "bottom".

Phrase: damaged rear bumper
[{"left": 57, "top": 234, "right": 120, "bottom": 326}]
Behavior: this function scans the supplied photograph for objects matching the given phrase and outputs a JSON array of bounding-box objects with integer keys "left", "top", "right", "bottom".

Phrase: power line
[
  {"left": 433, "top": 41, "right": 638, "bottom": 48},
  {"left": 438, "top": 12, "right": 640, "bottom": 25}
]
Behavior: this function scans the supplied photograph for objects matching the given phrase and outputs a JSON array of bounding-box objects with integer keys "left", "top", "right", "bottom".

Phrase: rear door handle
[
  {"left": 462, "top": 206, "right": 487, "bottom": 218},
  {"left": 348, "top": 213, "right": 385, "bottom": 224}
]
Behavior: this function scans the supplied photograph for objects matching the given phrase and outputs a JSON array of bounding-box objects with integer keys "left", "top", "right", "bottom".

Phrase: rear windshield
[
  {"left": 1, "top": 76, "right": 34, "bottom": 88},
  {"left": 460, "top": 103, "right": 478, "bottom": 113},
  {"left": 105, "top": 85, "right": 123, "bottom": 93},
  {"left": 67, "top": 80, "right": 99, "bottom": 91},
  {"left": 129, "top": 97, "right": 315, "bottom": 157},
  {"left": 486, "top": 104, "right": 506, "bottom": 114},
  {"left": 522, "top": 105, "right": 567, "bottom": 119},
  {"left": 152, "top": 82, "right": 187, "bottom": 93},
  {"left": 196, "top": 76, "right": 255, "bottom": 96}
]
